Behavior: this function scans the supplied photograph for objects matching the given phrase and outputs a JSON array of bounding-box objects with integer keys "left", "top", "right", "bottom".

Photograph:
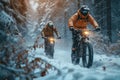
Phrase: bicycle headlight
[
  {"left": 83, "top": 31, "right": 89, "bottom": 36},
  {"left": 49, "top": 38, "right": 54, "bottom": 41},
  {"left": 49, "top": 38, "right": 55, "bottom": 44}
]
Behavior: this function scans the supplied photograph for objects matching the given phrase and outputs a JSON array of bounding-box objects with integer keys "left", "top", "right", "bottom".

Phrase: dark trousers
[
  {"left": 71, "top": 31, "right": 80, "bottom": 64},
  {"left": 71, "top": 31, "right": 80, "bottom": 53},
  {"left": 44, "top": 39, "right": 48, "bottom": 53}
]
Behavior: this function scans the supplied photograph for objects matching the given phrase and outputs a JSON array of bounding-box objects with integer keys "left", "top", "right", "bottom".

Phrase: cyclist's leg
[
  {"left": 71, "top": 32, "right": 79, "bottom": 64},
  {"left": 44, "top": 39, "right": 48, "bottom": 55}
]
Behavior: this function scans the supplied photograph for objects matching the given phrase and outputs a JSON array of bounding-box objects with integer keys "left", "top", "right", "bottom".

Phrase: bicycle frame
[{"left": 71, "top": 29, "right": 94, "bottom": 68}]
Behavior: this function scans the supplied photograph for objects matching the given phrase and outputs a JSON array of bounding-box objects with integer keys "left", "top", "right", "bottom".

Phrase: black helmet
[
  {"left": 79, "top": 5, "right": 90, "bottom": 16},
  {"left": 48, "top": 21, "right": 54, "bottom": 28}
]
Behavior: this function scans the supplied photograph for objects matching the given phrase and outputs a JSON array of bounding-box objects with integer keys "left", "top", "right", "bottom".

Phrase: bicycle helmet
[
  {"left": 48, "top": 21, "right": 54, "bottom": 28},
  {"left": 79, "top": 5, "right": 90, "bottom": 16}
]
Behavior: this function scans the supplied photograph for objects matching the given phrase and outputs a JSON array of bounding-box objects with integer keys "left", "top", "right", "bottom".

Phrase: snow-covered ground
[
  {"left": 20, "top": 1, "right": 120, "bottom": 79},
  {"left": 28, "top": 41, "right": 120, "bottom": 80}
]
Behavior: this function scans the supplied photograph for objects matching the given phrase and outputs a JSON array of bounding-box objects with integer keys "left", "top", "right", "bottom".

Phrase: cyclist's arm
[
  {"left": 88, "top": 14, "right": 99, "bottom": 28},
  {"left": 53, "top": 27, "right": 60, "bottom": 37},
  {"left": 68, "top": 13, "right": 78, "bottom": 28},
  {"left": 41, "top": 28, "right": 45, "bottom": 38}
]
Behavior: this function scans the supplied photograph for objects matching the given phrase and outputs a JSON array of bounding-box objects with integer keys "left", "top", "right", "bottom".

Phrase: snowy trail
[{"left": 32, "top": 46, "right": 120, "bottom": 80}]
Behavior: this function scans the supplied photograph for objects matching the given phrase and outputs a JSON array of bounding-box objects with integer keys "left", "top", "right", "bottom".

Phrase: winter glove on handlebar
[
  {"left": 69, "top": 27, "right": 80, "bottom": 33},
  {"left": 42, "top": 36, "right": 44, "bottom": 39},
  {"left": 95, "top": 27, "right": 101, "bottom": 32},
  {"left": 57, "top": 36, "right": 61, "bottom": 39},
  {"left": 69, "top": 26, "right": 74, "bottom": 31}
]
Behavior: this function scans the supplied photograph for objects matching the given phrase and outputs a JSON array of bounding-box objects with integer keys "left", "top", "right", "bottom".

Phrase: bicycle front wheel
[{"left": 82, "top": 42, "right": 93, "bottom": 68}]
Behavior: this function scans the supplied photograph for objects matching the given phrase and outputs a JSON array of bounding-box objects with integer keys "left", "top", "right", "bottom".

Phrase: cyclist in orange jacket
[{"left": 68, "top": 5, "right": 100, "bottom": 64}]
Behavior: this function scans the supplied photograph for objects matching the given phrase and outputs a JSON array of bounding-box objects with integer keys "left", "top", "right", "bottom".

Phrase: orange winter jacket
[{"left": 68, "top": 10, "right": 99, "bottom": 29}]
